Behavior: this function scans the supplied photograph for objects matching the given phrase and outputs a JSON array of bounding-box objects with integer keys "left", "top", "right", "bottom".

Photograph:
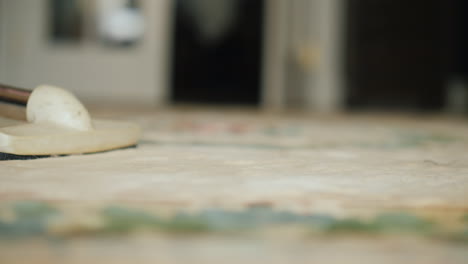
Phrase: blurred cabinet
[{"left": 0, "top": 0, "right": 171, "bottom": 106}]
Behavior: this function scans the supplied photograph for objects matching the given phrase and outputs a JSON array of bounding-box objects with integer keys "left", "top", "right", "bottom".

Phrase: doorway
[
  {"left": 170, "top": 0, "right": 264, "bottom": 105},
  {"left": 345, "top": 0, "right": 453, "bottom": 111}
]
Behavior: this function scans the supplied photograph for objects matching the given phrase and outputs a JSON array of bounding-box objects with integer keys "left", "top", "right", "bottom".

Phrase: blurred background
[
  {"left": 0, "top": 0, "right": 467, "bottom": 113},
  {"left": 1, "top": 2, "right": 468, "bottom": 263}
]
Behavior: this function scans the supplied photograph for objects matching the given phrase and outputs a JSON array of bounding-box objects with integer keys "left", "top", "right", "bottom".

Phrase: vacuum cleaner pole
[{"left": 0, "top": 83, "right": 31, "bottom": 106}]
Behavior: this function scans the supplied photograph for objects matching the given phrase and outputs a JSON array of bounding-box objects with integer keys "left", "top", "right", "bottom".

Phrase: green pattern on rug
[{"left": 0, "top": 201, "right": 467, "bottom": 244}]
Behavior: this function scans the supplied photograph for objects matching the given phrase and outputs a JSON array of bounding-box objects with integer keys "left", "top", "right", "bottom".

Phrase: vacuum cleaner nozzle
[{"left": 0, "top": 84, "right": 141, "bottom": 160}]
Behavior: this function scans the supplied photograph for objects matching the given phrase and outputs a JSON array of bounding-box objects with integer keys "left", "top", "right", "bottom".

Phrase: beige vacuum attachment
[{"left": 0, "top": 84, "right": 141, "bottom": 159}]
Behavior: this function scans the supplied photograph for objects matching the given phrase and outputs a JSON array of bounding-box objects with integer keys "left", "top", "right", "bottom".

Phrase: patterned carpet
[{"left": 1, "top": 108, "right": 468, "bottom": 263}]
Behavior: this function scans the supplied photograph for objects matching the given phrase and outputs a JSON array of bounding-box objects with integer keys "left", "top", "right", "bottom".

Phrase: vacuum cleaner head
[{"left": 0, "top": 84, "right": 141, "bottom": 160}]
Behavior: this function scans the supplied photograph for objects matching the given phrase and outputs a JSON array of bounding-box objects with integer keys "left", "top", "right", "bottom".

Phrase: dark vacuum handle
[{"left": 0, "top": 83, "right": 31, "bottom": 106}]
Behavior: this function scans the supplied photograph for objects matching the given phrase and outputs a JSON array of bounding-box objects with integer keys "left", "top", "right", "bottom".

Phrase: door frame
[{"left": 260, "top": 0, "right": 345, "bottom": 111}]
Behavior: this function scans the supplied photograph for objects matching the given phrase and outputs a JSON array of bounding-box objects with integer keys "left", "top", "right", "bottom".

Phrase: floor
[{"left": 1, "top": 108, "right": 468, "bottom": 263}]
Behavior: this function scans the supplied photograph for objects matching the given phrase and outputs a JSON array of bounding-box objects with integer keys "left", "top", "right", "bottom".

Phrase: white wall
[{"left": 0, "top": 0, "right": 172, "bottom": 106}]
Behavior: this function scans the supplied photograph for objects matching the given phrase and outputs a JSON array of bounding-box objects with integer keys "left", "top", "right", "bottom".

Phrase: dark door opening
[
  {"left": 345, "top": 0, "right": 453, "bottom": 111},
  {"left": 453, "top": 0, "right": 468, "bottom": 82},
  {"left": 170, "top": 0, "right": 264, "bottom": 105}
]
